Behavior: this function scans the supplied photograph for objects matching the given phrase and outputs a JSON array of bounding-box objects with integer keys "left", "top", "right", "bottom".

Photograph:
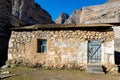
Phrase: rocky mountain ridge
[
  {"left": 65, "top": 10, "right": 81, "bottom": 24},
  {"left": 55, "top": 1, "right": 120, "bottom": 24},
  {"left": 55, "top": 10, "right": 81, "bottom": 24},
  {"left": 108, "top": 0, "right": 120, "bottom": 3},
  {"left": 80, "top": 1, "right": 120, "bottom": 23},
  {"left": 55, "top": 13, "right": 69, "bottom": 24}
]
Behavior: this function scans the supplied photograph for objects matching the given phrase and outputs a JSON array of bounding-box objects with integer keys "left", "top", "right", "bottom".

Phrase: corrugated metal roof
[{"left": 11, "top": 23, "right": 113, "bottom": 30}]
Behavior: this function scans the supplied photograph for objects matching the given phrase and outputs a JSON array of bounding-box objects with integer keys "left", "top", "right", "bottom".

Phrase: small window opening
[{"left": 37, "top": 39, "right": 47, "bottom": 53}]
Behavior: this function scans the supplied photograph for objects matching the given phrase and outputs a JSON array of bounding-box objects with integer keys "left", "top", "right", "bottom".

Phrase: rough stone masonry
[{"left": 8, "top": 26, "right": 114, "bottom": 70}]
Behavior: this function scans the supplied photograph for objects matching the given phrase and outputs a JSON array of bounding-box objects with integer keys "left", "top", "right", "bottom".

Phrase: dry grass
[{"left": 4, "top": 66, "right": 120, "bottom": 80}]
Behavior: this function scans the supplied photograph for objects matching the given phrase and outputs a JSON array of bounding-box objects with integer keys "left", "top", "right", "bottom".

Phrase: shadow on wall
[
  {"left": 0, "top": 29, "right": 11, "bottom": 67},
  {"left": 115, "top": 51, "right": 120, "bottom": 72},
  {"left": 0, "top": 23, "right": 12, "bottom": 67}
]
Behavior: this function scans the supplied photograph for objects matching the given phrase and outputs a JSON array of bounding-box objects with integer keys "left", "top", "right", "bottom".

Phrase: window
[{"left": 37, "top": 39, "right": 47, "bottom": 53}]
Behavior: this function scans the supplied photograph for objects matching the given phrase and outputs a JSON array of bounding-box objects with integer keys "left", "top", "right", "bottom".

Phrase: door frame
[{"left": 87, "top": 40, "right": 102, "bottom": 64}]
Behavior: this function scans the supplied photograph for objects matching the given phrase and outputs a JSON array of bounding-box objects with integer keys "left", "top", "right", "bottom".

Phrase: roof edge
[{"left": 11, "top": 23, "right": 114, "bottom": 30}]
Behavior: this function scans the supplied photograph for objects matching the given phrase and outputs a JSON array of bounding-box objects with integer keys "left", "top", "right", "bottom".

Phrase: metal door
[{"left": 88, "top": 40, "right": 101, "bottom": 63}]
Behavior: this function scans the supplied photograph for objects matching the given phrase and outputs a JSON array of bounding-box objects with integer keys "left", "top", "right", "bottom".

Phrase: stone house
[{"left": 8, "top": 23, "right": 115, "bottom": 72}]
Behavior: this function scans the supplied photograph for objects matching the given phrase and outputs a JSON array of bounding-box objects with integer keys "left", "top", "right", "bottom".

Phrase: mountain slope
[
  {"left": 55, "top": 0, "right": 120, "bottom": 24},
  {"left": 12, "top": 0, "right": 53, "bottom": 26},
  {"left": 80, "top": 1, "right": 120, "bottom": 23}
]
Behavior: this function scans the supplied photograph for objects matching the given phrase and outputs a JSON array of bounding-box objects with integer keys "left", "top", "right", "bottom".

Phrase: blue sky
[{"left": 35, "top": 0, "right": 108, "bottom": 20}]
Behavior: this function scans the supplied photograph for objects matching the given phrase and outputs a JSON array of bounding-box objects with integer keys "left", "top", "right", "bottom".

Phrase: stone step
[
  {"left": 87, "top": 64, "right": 103, "bottom": 69},
  {"left": 87, "top": 64, "right": 105, "bottom": 74}
]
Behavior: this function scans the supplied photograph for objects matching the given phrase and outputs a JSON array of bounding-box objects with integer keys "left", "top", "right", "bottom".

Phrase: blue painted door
[{"left": 88, "top": 40, "right": 101, "bottom": 63}]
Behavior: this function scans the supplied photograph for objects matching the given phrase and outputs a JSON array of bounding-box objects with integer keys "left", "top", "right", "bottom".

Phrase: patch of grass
[{"left": 4, "top": 66, "right": 120, "bottom": 80}]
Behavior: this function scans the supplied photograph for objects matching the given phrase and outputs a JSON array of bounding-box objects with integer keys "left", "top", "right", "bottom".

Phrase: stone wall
[
  {"left": 8, "top": 28, "right": 114, "bottom": 69},
  {"left": 113, "top": 26, "right": 120, "bottom": 64}
]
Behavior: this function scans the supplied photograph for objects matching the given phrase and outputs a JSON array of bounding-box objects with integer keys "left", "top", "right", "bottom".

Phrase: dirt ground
[{"left": 3, "top": 66, "right": 120, "bottom": 80}]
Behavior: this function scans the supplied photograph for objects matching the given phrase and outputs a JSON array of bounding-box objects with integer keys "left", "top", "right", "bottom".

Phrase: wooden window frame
[{"left": 37, "top": 39, "right": 47, "bottom": 53}]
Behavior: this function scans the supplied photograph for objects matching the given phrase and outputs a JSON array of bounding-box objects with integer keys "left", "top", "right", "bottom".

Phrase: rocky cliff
[
  {"left": 80, "top": 1, "right": 120, "bottom": 23},
  {"left": 55, "top": 10, "right": 81, "bottom": 24},
  {"left": 55, "top": 13, "right": 69, "bottom": 24},
  {"left": 12, "top": 0, "right": 53, "bottom": 26}
]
